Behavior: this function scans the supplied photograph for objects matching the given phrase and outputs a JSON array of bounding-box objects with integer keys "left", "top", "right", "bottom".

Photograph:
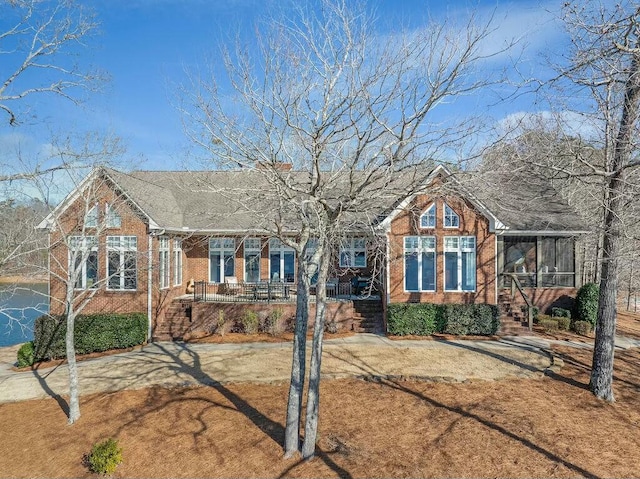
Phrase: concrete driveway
[{"left": 0, "top": 334, "right": 560, "bottom": 404}]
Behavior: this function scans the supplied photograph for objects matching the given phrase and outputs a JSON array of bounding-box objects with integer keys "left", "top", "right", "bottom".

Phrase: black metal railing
[{"left": 192, "top": 280, "right": 353, "bottom": 303}]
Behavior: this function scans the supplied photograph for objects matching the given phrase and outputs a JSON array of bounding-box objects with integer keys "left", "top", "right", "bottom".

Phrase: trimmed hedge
[
  {"left": 576, "top": 283, "right": 599, "bottom": 328},
  {"left": 34, "top": 313, "right": 147, "bottom": 361},
  {"left": 539, "top": 318, "right": 559, "bottom": 331},
  {"left": 573, "top": 320, "right": 592, "bottom": 336},
  {"left": 387, "top": 303, "right": 499, "bottom": 336},
  {"left": 556, "top": 317, "right": 571, "bottom": 331}
]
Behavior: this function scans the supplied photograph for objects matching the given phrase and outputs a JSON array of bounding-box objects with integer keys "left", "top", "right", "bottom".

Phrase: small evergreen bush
[
  {"left": 539, "top": 318, "right": 559, "bottom": 331},
  {"left": 241, "top": 310, "right": 259, "bottom": 334},
  {"left": 573, "top": 320, "right": 592, "bottom": 336},
  {"left": 576, "top": 283, "right": 599, "bottom": 328},
  {"left": 16, "top": 341, "right": 35, "bottom": 368},
  {"left": 87, "top": 438, "right": 122, "bottom": 475},
  {"left": 551, "top": 307, "right": 571, "bottom": 319},
  {"left": 556, "top": 317, "right": 571, "bottom": 331}
]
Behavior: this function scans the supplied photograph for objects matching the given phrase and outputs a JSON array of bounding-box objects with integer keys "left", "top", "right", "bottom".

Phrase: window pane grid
[{"left": 404, "top": 236, "right": 436, "bottom": 292}]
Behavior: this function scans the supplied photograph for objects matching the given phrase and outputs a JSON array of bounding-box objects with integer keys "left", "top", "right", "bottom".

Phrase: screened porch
[{"left": 498, "top": 235, "right": 576, "bottom": 288}]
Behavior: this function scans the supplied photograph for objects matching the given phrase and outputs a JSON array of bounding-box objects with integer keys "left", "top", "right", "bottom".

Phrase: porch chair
[{"left": 222, "top": 276, "right": 239, "bottom": 296}]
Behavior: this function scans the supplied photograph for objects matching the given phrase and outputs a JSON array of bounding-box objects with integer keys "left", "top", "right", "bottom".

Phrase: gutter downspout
[
  {"left": 147, "top": 234, "right": 153, "bottom": 342},
  {"left": 385, "top": 230, "right": 391, "bottom": 333}
]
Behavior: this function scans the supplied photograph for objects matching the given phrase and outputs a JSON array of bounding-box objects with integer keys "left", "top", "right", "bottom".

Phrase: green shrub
[
  {"left": 576, "top": 283, "right": 599, "bottom": 328},
  {"left": 261, "top": 308, "right": 284, "bottom": 336},
  {"left": 521, "top": 305, "right": 539, "bottom": 322},
  {"left": 216, "top": 310, "right": 226, "bottom": 336},
  {"left": 539, "top": 318, "right": 559, "bottom": 331},
  {"left": 556, "top": 317, "right": 571, "bottom": 331},
  {"left": 16, "top": 341, "right": 35, "bottom": 368},
  {"left": 241, "top": 310, "right": 259, "bottom": 334},
  {"left": 33, "top": 313, "right": 147, "bottom": 361},
  {"left": 573, "top": 320, "right": 592, "bottom": 336},
  {"left": 88, "top": 438, "right": 122, "bottom": 475},
  {"left": 387, "top": 303, "right": 499, "bottom": 336},
  {"left": 387, "top": 303, "right": 439, "bottom": 336},
  {"left": 441, "top": 304, "right": 500, "bottom": 335},
  {"left": 551, "top": 307, "right": 571, "bottom": 319}
]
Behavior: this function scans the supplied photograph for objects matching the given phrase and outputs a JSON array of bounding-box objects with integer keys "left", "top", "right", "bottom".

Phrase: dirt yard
[{"left": 0, "top": 343, "right": 639, "bottom": 478}]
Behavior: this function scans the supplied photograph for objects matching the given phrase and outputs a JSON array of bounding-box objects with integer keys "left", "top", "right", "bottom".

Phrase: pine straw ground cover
[{"left": 1, "top": 345, "right": 640, "bottom": 478}]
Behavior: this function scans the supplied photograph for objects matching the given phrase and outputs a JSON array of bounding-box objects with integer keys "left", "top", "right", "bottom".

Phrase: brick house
[{"left": 37, "top": 165, "right": 588, "bottom": 340}]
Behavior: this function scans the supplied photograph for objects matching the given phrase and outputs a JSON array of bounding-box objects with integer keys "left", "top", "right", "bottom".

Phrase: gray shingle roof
[{"left": 104, "top": 167, "right": 588, "bottom": 234}]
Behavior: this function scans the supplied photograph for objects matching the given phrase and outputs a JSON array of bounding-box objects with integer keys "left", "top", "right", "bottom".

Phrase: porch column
[{"left": 536, "top": 236, "right": 543, "bottom": 288}]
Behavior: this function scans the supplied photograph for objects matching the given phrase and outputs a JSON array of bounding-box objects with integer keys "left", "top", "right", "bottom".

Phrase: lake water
[{"left": 0, "top": 283, "right": 49, "bottom": 347}]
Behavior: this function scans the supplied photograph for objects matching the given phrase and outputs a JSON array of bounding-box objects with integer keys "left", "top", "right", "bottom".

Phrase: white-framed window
[
  {"left": 173, "top": 239, "right": 183, "bottom": 286},
  {"left": 404, "top": 236, "right": 436, "bottom": 292},
  {"left": 105, "top": 203, "right": 122, "bottom": 228},
  {"left": 69, "top": 236, "right": 98, "bottom": 290},
  {"left": 244, "top": 237, "right": 261, "bottom": 283},
  {"left": 269, "top": 238, "right": 295, "bottom": 282},
  {"left": 339, "top": 237, "right": 366, "bottom": 268},
  {"left": 444, "top": 236, "right": 476, "bottom": 292},
  {"left": 159, "top": 236, "right": 170, "bottom": 289},
  {"left": 420, "top": 204, "right": 436, "bottom": 228},
  {"left": 443, "top": 203, "right": 460, "bottom": 228},
  {"left": 107, "top": 236, "right": 137, "bottom": 291},
  {"left": 85, "top": 204, "right": 98, "bottom": 228},
  {"left": 209, "top": 237, "right": 235, "bottom": 283}
]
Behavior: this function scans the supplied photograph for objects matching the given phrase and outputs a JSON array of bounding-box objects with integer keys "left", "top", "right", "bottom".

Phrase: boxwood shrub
[
  {"left": 33, "top": 312, "right": 147, "bottom": 361},
  {"left": 387, "top": 303, "right": 499, "bottom": 336},
  {"left": 387, "top": 303, "right": 440, "bottom": 335}
]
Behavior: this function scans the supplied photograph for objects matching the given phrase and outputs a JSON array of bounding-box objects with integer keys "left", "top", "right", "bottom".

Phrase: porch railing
[
  {"left": 502, "top": 273, "right": 535, "bottom": 331},
  {"left": 192, "top": 280, "right": 352, "bottom": 303}
]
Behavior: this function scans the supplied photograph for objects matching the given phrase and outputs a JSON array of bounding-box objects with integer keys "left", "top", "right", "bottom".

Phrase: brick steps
[
  {"left": 351, "top": 300, "right": 384, "bottom": 334},
  {"left": 498, "top": 292, "right": 531, "bottom": 336},
  {"left": 153, "top": 302, "right": 192, "bottom": 341}
]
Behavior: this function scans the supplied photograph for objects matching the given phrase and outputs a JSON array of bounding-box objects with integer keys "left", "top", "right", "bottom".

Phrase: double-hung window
[
  {"left": 420, "top": 204, "right": 436, "bottom": 228},
  {"left": 173, "top": 239, "right": 183, "bottom": 286},
  {"left": 339, "top": 237, "right": 366, "bottom": 268},
  {"left": 159, "top": 237, "right": 170, "bottom": 289},
  {"left": 404, "top": 236, "right": 436, "bottom": 292},
  {"left": 209, "top": 238, "right": 235, "bottom": 283},
  {"left": 244, "top": 238, "right": 261, "bottom": 283},
  {"left": 444, "top": 236, "right": 476, "bottom": 292},
  {"left": 69, "top": 236, "right": 98, "bottom": 290},
  {"left": 107, "top": 236, "right": 137, "bottom": 290}
]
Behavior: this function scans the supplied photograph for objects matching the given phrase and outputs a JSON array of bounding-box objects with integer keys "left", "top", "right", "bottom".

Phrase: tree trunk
[
  {"left": 590, "top": 52, "right": 640, "bottom": 401},
  {"left": 284, "top": 253, "right": 311, "bottom": 457},
  {"left": 66, "top": 302, "right": 80, "bottom": 424},
  {"left": 301, "top": 247, "right": 329, "bottom": 459}
]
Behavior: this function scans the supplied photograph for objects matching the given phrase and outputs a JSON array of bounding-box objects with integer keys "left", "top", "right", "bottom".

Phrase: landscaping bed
[{"left": 0, "top": 345, "right": 638, "bottom": 477}]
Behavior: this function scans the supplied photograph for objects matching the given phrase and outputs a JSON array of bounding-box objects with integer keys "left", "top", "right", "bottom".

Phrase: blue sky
[{"left": 0, "top": 0, "right": 571, "bottom": 174}]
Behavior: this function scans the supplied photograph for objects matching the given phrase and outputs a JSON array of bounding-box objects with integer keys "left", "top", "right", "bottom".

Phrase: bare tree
[
  {"left": 182, "top": 0, "right": 510, "bottom": 458},
  {"left": 34, "top": 155, "right": 130, "bottom": 424},
  {"left": 482, "top": 2, "right": 640, "bottom": 401}
]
